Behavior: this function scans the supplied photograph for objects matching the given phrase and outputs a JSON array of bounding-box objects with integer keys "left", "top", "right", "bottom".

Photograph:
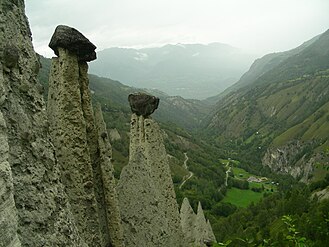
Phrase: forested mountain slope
[{"left": 204, "top": 29, "right": 329, "bottom": 182}]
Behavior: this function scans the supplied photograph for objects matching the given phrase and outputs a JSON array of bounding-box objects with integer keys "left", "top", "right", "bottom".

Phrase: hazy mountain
[
  {"left": 89, "top": 43, "right": 256, "bottom": 99},
  {"left": 204, "top": 29, "right": 329, "bottom": 182},
  {"left": 204, "top": 33, "right": 321, "bottom": 104}
]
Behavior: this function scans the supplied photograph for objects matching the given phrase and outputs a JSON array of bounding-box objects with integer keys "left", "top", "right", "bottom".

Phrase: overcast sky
[{"left": 25, "top": 0, "right": 329, "bottom": 57}]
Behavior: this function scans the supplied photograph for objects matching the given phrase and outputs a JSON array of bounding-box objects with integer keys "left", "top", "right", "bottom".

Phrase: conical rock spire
[
  {"left": 180, "top": 198, "right": 217, "bottom": 246},
  {"left": 117, "top": 107, "right": 184, "bottom": 246}
]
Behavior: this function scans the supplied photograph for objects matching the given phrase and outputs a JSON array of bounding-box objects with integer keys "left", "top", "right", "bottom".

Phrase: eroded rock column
[
  {"left": 180, "top": 198, "right": 217, "bottom": 247},
  {"left": 47, "top": 25, "right": 124, "bottom": 247},
  {"left": 117, "top": 93, "right": 184, "bottom": 247},
  {"left": 94, "top": 103, "right": 125, "bottom": 247},
  {"left": 47, "top": 26, "right": 102, "bottom": 246},
  {"left": 180, "top": 198, "right": 196, "bottom": 247},
  {"left": 195, "top": 202, "right": 216, "bottom": 246}
]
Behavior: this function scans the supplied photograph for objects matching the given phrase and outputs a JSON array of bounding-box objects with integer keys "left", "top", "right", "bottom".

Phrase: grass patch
[
  {"left": 312, "top": 162, "right": 329, "bottom": 182},
  {"left": 232, "top": 167, "right": 252, "bottom": 178},
  {"left": 249, "top": 182, "right": 263, "bottom": 188},
  {"left": 222, "top": 187, "right": 264, "bottom": 208},
  {"left": 221, "top": 160, "right": 277, "bottom": 207}
]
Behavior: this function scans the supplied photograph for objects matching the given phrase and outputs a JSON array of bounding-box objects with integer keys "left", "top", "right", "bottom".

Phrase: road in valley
[
  {"left": 225, "top": 162, "right": 231, "bottom": 186},
  {"left": 179, "top": 152, "right": 193, "bottom": 189}
]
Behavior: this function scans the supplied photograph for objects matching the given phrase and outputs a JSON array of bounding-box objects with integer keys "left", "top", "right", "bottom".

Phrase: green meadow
[{"left": 222, "top": 188, "right": 264, "bottom": 208}]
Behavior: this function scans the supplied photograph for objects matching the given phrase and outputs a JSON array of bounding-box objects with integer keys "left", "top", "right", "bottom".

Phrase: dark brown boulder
[
  {"left": 128, "top": 93, "right": 160, "bottom": 116},
  {"left": 49, "top": 25, "right": 96, "bottom": 62}
]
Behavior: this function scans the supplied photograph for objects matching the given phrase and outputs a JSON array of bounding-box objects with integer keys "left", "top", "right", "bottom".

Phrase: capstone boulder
[
  {"left": 49, "top": 25, "right": 96, "bottom": 62},
  {"left": 128, "top": 92, "right": 159, "bottom": 116}
]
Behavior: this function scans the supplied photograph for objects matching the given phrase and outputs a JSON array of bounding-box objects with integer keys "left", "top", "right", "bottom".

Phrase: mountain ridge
[
  {"left": 203, "top": 29, "right": 329, "bottom": 182},
  {"left": 204, "top": 32, "right": 322, "bottom": 104},
  {"left": 89, "top": 43, "right": 257, "bottom": 99}
]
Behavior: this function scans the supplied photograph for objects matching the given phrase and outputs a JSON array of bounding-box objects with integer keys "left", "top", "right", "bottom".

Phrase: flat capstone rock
[{"left": 49, "top": 25, "right": 96, "bottom": 62}]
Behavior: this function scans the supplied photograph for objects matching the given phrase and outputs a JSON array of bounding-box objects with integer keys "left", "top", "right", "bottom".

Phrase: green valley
[
  {"left": 36, "top": 28, "right": 329, "bottom": 246},
  {"left": 5, "top": 1, "right": 329, "bottom": 246}
]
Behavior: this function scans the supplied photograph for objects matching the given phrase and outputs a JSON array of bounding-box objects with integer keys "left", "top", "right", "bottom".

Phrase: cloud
[{"left": 25, "top": 0, "right": 329, "bottom": 57}]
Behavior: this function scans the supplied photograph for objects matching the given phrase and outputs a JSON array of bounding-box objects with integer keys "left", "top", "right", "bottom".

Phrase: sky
[{"left": 25, "top": 0, "right": 329, "bottom": 58}]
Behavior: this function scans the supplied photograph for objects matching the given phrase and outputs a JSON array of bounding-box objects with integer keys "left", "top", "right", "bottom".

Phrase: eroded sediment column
[
  {"left": 117, "top": 93, "right": 184, "bottom": 247},
  {"left": 206, "top": 219, "right": 217, "bottom": 244},
  {"left": 47, "top": 25, "right": 124, "bottom": 247},
  {"left": 195, "top": 202, "right": 217, "bottom": 247},
  {"left": 180, "top": 198, "right": 196, "bottom": 247},
  {"left": 180, "top": 198, "right": 217, "bottom": 247},
  {"left": 47, "top": 25, "right": 103, "bottom": 246},
  {"left": 94, "top": 103, "right": 125, "bottom": 247}
]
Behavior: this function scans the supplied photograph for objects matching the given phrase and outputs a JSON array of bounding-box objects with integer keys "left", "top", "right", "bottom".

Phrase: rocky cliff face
[
  {"left": 0, "top": 112, "right": 21, "bottom": 247},
  {"left": 262, "top": 141, "right": 316, "bottom": 182},
  {"left": 47, "top": 25, "right": 124, "bottom": 247},
  {"left": 180, "top": 198, "right": 216, "bottom": 247},
  {"left": 117, "top": 95, "right": 184, "bottom": 246},
  {"left": 0, "top": 1, "right": 84, "bottom": 246}
]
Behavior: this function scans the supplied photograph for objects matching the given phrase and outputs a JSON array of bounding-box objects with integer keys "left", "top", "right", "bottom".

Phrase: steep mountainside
[
  {"left": 204, "top": 34, "right": 320, "bottom": 104},
  {"left": 89, "top": 43, "right": 256, "bottom": 99},
  {"left": 205, "top": 30, "right": 329, "bottom": 182}
]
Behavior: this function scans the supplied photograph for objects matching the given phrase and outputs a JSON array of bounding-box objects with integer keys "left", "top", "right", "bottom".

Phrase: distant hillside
[
  {"left": 203, "top": 30, "right": 329, "bottom": 182},
  {"left": 89, "top": 43, "right": 256, "bottom": 99},
  {"left": 204, "top": 34, "right": 320, "bottom": 104}
]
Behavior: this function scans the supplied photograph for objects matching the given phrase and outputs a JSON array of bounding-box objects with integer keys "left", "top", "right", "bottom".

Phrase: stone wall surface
[{"left": 0, "top": 0, "right": 84, "bottom": 246}]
